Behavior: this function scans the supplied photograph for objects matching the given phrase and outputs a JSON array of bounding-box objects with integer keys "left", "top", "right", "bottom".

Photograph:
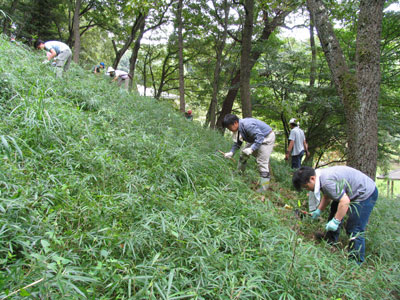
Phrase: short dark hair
[
  {"left": 34, "top": 39, "right": 44, "bottom": 49},
  {"left": 222, "top": 114, "right": 239, "bottom": 128},
  {"left": 292, "top": 166, "right": 316, "bottom": 191}
]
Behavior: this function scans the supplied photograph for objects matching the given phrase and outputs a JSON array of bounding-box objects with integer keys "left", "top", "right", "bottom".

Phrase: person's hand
[
  {"left": 242, "top": 148, "right": 253, "bottom": 156},
  {"left": 325, "top": 218, "right": 341, "bottom": 231},
  {"left": 306, "top": 150, "right": 310, "bottom": 158},
  {"left": 285, "top": 153, "right": 289, "bottom": 160},
  {"left": 224, "top": 151, "right": 233, "bottom": 159},
  {"left": 310, "top": 208, "right": 321, "bottom": 220}
]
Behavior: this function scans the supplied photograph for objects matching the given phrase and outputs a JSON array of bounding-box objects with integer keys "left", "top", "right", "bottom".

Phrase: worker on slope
[
  {"left": 292, "top": 166, "right": 378, "bottom": 264},
  {"left": 185, "top": 109, "right": 193, "bottom": 121},
  {"left": 107, "top": 66, "right": 131, "bottom": 90},
  {"left": 285, "top": 118, "right": 309, "bottom": 169},
  {"left": 93, "top": 62, "right": 105, "bottom": 74},
  {"left": 34, "top": 39, "right": 72, "bottom": 78},
  {"left": 223, "top": 114, "right": 275, "bottom": 192}
]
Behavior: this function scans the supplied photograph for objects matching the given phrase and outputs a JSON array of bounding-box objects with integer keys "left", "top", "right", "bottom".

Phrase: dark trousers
[
  {"left": 291, "top": 150, "right": 304, "bottom": 169},
  {"left": 324, "top": 188, "right": 378, "bottom": 263}
]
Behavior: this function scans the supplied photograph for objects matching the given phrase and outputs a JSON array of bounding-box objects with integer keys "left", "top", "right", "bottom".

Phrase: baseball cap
[{"left": 289, "top": 118, "right": 297, "bottom": 124}]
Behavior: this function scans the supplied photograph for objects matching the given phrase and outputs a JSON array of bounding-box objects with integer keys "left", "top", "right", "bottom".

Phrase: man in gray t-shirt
[
  {"left": 292, "top": 166, "right": 378, "bottom": 264},
  {"left": 285, "top": 118, "right": 309, "bottom": 168}
]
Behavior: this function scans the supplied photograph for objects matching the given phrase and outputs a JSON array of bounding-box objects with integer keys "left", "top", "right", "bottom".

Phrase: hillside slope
[{"left": 0, "top": 36, "right": 399, "bottom": 299}]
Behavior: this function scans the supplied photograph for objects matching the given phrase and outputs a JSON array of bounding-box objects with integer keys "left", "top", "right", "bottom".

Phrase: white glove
[
  {"left": 224, "top": 151, "right": 234, "bottom": 159},
  {"left": 242, "top": 148, "right": 253, "bottom": 156}
]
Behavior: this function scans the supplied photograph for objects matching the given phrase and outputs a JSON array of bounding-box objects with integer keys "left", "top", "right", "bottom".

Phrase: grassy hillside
[{"left": 0, "top": 35, "right": 399, "bottom": 299}]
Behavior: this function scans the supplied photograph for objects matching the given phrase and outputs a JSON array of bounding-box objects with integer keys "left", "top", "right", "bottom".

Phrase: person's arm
[
  {"left": 317, "top": 194, "right": 331, "bottom": 211},
  {"left": 230, "top": 140, "right": 242, "bottom": 154},
  {"left": 47, "top": 48, "right": 57, "bottom": 60},
  {"left": 303, "top": 139, "right": 310, "bottom": 157},
  {"left": 333, "top": 193, "right": 350, "bottom": 221},
  {"left": 285, "top": 140, "right": 294, "bottom": 160}
]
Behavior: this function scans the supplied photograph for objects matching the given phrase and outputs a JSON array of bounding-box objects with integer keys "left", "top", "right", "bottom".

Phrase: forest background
[{"left": 1, "top": 0, "right": 400, "bottom": 179}]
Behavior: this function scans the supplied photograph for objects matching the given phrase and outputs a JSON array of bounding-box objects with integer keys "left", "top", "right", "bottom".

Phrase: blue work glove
[
  {"left": 310, "top": 208, "right": 321, "bottom": 220},
  {"left": 325, "top": 218, "right": 341, "bottom": 231}
]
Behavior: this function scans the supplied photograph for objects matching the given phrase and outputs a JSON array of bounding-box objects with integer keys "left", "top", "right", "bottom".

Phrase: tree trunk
[
  {"left": 112, "top": 13, "right": 145, "bottom": 69},
  {"left": 216, "top": 9, "right": 292, "bottom": 130},
  {"left": 128, "top": 16, "right": 146, "bottom": 91},
  {"left": 141, "top": 50, "right": 150, "bottom": 96},
  {"left": 72, "top": 0, "right": 81, "bottom": 63},
  {"left": 350, "top": 0, "right": 383, "bottom": 178},
  {"left": 153, "top": 50, "right": 177, "bottom": 99},
  {"left": 216, "top": 71, "right": 241, "bottom": 130},
  {"left": 307, "top": 0, "right": 384, "bottom": 179},
  {"left": 240, "top": 0, "right": 254, "bottom": 118},
  {"left": 207, "top": 0, "right": 229, "bottom": 129},
  {"left": 177, "top": 0, "right": 185, "bottom": 112},
  {"left": 309, "top": 16, "right": 317, "bottom": 89},
  {"left": 303, "top": 13, "right": 317, "bottom": 165}
]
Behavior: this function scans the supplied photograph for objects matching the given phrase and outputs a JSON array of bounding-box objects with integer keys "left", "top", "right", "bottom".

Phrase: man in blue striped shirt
[{"left": 223, "top": 114, "right": 275, "bottom": 192}]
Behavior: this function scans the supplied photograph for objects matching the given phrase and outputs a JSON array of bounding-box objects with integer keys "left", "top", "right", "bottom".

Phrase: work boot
[{"left": 256, "top": 176, "right": 270, "bottom": 193}]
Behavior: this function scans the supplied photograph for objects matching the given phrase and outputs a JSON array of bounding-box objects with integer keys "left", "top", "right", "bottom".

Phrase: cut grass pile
[{"left": 0, "top": 35, "right": 399, "bottom": 299}]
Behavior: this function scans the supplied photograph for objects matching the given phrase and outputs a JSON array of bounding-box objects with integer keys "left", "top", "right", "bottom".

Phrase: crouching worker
[
  {"left": 106, "top": 67, "right": 131, "bottom": 90},
  {"left": 292, "top": 166, "right": 378, "bottom": 264},
  {"left": 93, "top": 62, "right": 105, "bottom": 74},
  {"left": 34, "top": 40, "right": 72, "bottom": 78},
  {"left": 223, "top": 114, "right": 275, "bottom": 192}
]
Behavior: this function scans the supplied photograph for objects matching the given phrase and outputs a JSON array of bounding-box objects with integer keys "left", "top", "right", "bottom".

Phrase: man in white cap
[
  {"left": 285, "top": 118, "right": 309, "bottom": 169},
  {"left": 107, "top": 67, "right": 130, "bottom": 90}
]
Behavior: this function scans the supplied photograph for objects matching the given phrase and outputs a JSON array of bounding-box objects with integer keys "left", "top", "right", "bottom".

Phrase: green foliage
[
  {"left": 252, "top": 39, "right": 347, "bottom": 167},
  {"left": 0, "top": 35, "right": 399, "bottom": 299},
  {"left": 377, "top": 10, "right": 400, "bottom": 170}
]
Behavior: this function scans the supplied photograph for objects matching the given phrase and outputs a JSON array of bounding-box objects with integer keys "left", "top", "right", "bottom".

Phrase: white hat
[
  {"left": 289, "top": 118, "right": 297, "bottom": 124},
  {"left": 107, "top": 66, "right": 115, "bottom": 73}
]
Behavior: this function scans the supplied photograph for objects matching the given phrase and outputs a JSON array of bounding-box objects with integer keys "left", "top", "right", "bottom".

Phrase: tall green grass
[{"left": 0, "top": 35, "right": 399, "bottom": 299}]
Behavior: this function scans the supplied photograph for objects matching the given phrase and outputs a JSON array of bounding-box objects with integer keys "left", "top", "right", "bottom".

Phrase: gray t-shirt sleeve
[
  {"left": 321, "top": 178, "right": 348, "bottom": 201},
  {"left": 320, "top": 166, "right": 376, "bottom": 202}
]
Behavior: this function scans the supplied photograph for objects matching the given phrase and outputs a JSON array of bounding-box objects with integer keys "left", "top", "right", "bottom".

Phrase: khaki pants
[
  {"left": 118, "top": 77, "right": 130, "bottom": 90},
  {"left": 55, "top": 49, "right": 72, "bottom": 71},
  {"left": 55, "top": 49, "right": 72, "bottom": 78},
  {"left": 241, "top": 131, "right": 275, "bottom": 177}
]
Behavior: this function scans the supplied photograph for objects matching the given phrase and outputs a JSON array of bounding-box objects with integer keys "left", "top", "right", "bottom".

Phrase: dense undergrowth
[{"left": 0, "top": 35, "right": 399, "bottom": 299}]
